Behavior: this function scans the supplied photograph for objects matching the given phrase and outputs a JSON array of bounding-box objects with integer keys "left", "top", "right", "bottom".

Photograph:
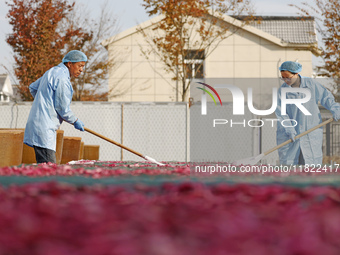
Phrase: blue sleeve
[
  {"left": 54, "top": 78, "right": 77, "bottom": 124},
  {"left": 275, "top": 87, "right": 297, "bottom": 134},
  {"left": 29, "top": 77, "right": 42, "bottom": 98},
  {"left": 315, "top": 81, "right": 340, "bottom": 114}
]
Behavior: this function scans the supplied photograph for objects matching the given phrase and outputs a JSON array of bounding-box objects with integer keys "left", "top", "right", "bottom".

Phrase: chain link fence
[
  {"left": 0, "top": 102, "right": 188, "bottom": 162},
  {"left": 1, "top": 101, "right": 336, "bottom": 164},
  {"left": 190, "top": 103, "right": 256, "bottom": 163}
]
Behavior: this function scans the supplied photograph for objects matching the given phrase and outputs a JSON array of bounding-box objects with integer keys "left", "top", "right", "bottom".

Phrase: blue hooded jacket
[
  {"left": 275, "top": 75, "right": 340, "bottom": 165},
  {"left": 24, "top": 63, "right": 77, "bottom": 151}
]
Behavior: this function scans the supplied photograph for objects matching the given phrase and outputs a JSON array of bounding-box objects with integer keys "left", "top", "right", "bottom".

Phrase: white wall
[{"left": 106, "top": 19, "right": 314, "bottom": 103}]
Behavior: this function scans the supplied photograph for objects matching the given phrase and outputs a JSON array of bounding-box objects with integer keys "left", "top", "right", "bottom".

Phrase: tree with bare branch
[
  {"left": 6, "top": 0, "right": 88, "bottom": 101},
  {"left": 63, "top": 1, "right": 120, "bottom": 101},
  {"left": 290, "top": 0, "right": 340, "bottom": 82},
  {"left": 138, "top": 0, "right": 256, "bottom": 102},
  {"left": 6, "top": 0, "right": 119, "bottom": 101}
]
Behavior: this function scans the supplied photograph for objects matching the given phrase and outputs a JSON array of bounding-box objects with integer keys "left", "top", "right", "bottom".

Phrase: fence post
[
  {"left": 259, "top": 121, "right": 262, "bottom": 155},
  {"left": 121, "top": 104, "right": 124, "bottom": 161},
  {"left": 326, "top": 122, "right": 330, "bottom": 156},
  {"left": 186, "top": 102, "right": 189, "bottom": 162}
]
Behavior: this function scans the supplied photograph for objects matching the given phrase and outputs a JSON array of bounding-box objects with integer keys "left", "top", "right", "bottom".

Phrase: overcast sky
[{"left": 0, "top": 0, "right": 311, "bottom": 79}]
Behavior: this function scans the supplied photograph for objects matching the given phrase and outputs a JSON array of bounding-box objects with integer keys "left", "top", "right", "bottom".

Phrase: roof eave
[
  {"left": 101, "top": 15, "right": 165, "bottom": 48},
  {"left": 215, "top": 12, "right": 319, "bottom": 50},
  {"left": 279, "top": 42, "right": 322, "bottom": 56},
  {"left": 101, "top": 11, "right": 285, "bottom": 48},
  {"left": 102, "top": 11, "right": 320, "bottom": 56}
]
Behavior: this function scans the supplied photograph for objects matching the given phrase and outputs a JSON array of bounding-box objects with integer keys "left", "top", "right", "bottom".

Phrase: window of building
[{"left": 184, "top": 50, "right": 205, "bottom": 79}]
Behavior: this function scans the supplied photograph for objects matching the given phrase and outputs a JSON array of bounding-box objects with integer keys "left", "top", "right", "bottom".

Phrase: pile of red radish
[
  {"left": 0, "top": 162, "right": 339, "bottom": 254},
  {"left": 0, "top": 182, "right": 339, "bottom": 254}
]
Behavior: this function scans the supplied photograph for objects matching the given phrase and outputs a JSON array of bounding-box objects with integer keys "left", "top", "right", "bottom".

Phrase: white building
[
  {"left": 102, "top": 15, "right": 320, "bottom": 105},
  {"left": 0, "top": 74, "right": 13, "bottom": 102}
]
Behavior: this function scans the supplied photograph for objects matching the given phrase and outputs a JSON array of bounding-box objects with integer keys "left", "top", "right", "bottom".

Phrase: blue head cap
[
  {"left": 62, "top": 50, "right": 87, "bottom": 63},
  {"left": 279, "top": 61, "right": 302, "bottom": 73}
]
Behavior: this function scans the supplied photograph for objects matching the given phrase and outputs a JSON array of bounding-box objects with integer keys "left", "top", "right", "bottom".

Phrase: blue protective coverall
[
  {"left": 275, "top": 75, "right": 340, "bottom": 165},
  {"left": 24, "top": 63, "right": 78, "bottom": 151}
]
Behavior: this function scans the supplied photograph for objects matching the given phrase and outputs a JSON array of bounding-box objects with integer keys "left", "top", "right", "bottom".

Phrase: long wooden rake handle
[
  {"left": 264, "top": 118, "right": 334, "bottom": 156},
  {"left": 84, "top": 127, "right": 145, "bottom": 159}
]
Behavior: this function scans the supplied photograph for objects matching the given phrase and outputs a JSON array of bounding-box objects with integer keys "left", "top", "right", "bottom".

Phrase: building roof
[
  {"left": 246, "top": 16, "right": 317, "bottom": 44},
  {"left": 102, "top": 14, "right": 320, "bottom": 55}
]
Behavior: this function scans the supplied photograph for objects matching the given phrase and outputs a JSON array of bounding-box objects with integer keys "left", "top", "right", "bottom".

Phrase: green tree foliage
[{"left": 139, "top": 0, "right": 255, "bottom": 102}]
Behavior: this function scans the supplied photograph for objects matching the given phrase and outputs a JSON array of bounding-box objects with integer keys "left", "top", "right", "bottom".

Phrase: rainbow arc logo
[{"left": 196, "top": 82, "right": 222, "bottom": 106}]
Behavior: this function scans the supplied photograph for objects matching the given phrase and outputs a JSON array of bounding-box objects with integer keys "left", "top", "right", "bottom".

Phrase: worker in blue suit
[
  {"left": 275, "top": 61, "right": 340, "bottom": 165},
  {"left": 24, "top": 50, "right": 87, "bottom": 164}
]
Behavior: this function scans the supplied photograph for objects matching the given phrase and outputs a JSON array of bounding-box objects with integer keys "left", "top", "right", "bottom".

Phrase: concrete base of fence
[
  {"left": 0, "top": 130, "right": 24, "bottom": 167},
  {"left": 83, "top": 145, "right": 100, "bottom": 160},
  {"left": 61, "top": 137, "right": 82, "bottom": 164}
]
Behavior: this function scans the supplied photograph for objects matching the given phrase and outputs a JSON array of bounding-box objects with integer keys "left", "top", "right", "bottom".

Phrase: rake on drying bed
[
  {"left": 232, "top": 118, "right": 334, "bottom": 166},
  {"left": 84, "top": 127, "right": 164, "bottom": 166}
]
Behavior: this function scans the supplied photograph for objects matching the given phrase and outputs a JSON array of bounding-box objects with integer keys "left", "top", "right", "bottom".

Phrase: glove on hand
[
  {"left": 74, "top": 119, "right": 85, "bottom": 131},
  {"left": 286, "top": 128, "right": 297, "bottom": 142},
  {"left": 333, "top": 111, "right": 340, "bottom": 121}
]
